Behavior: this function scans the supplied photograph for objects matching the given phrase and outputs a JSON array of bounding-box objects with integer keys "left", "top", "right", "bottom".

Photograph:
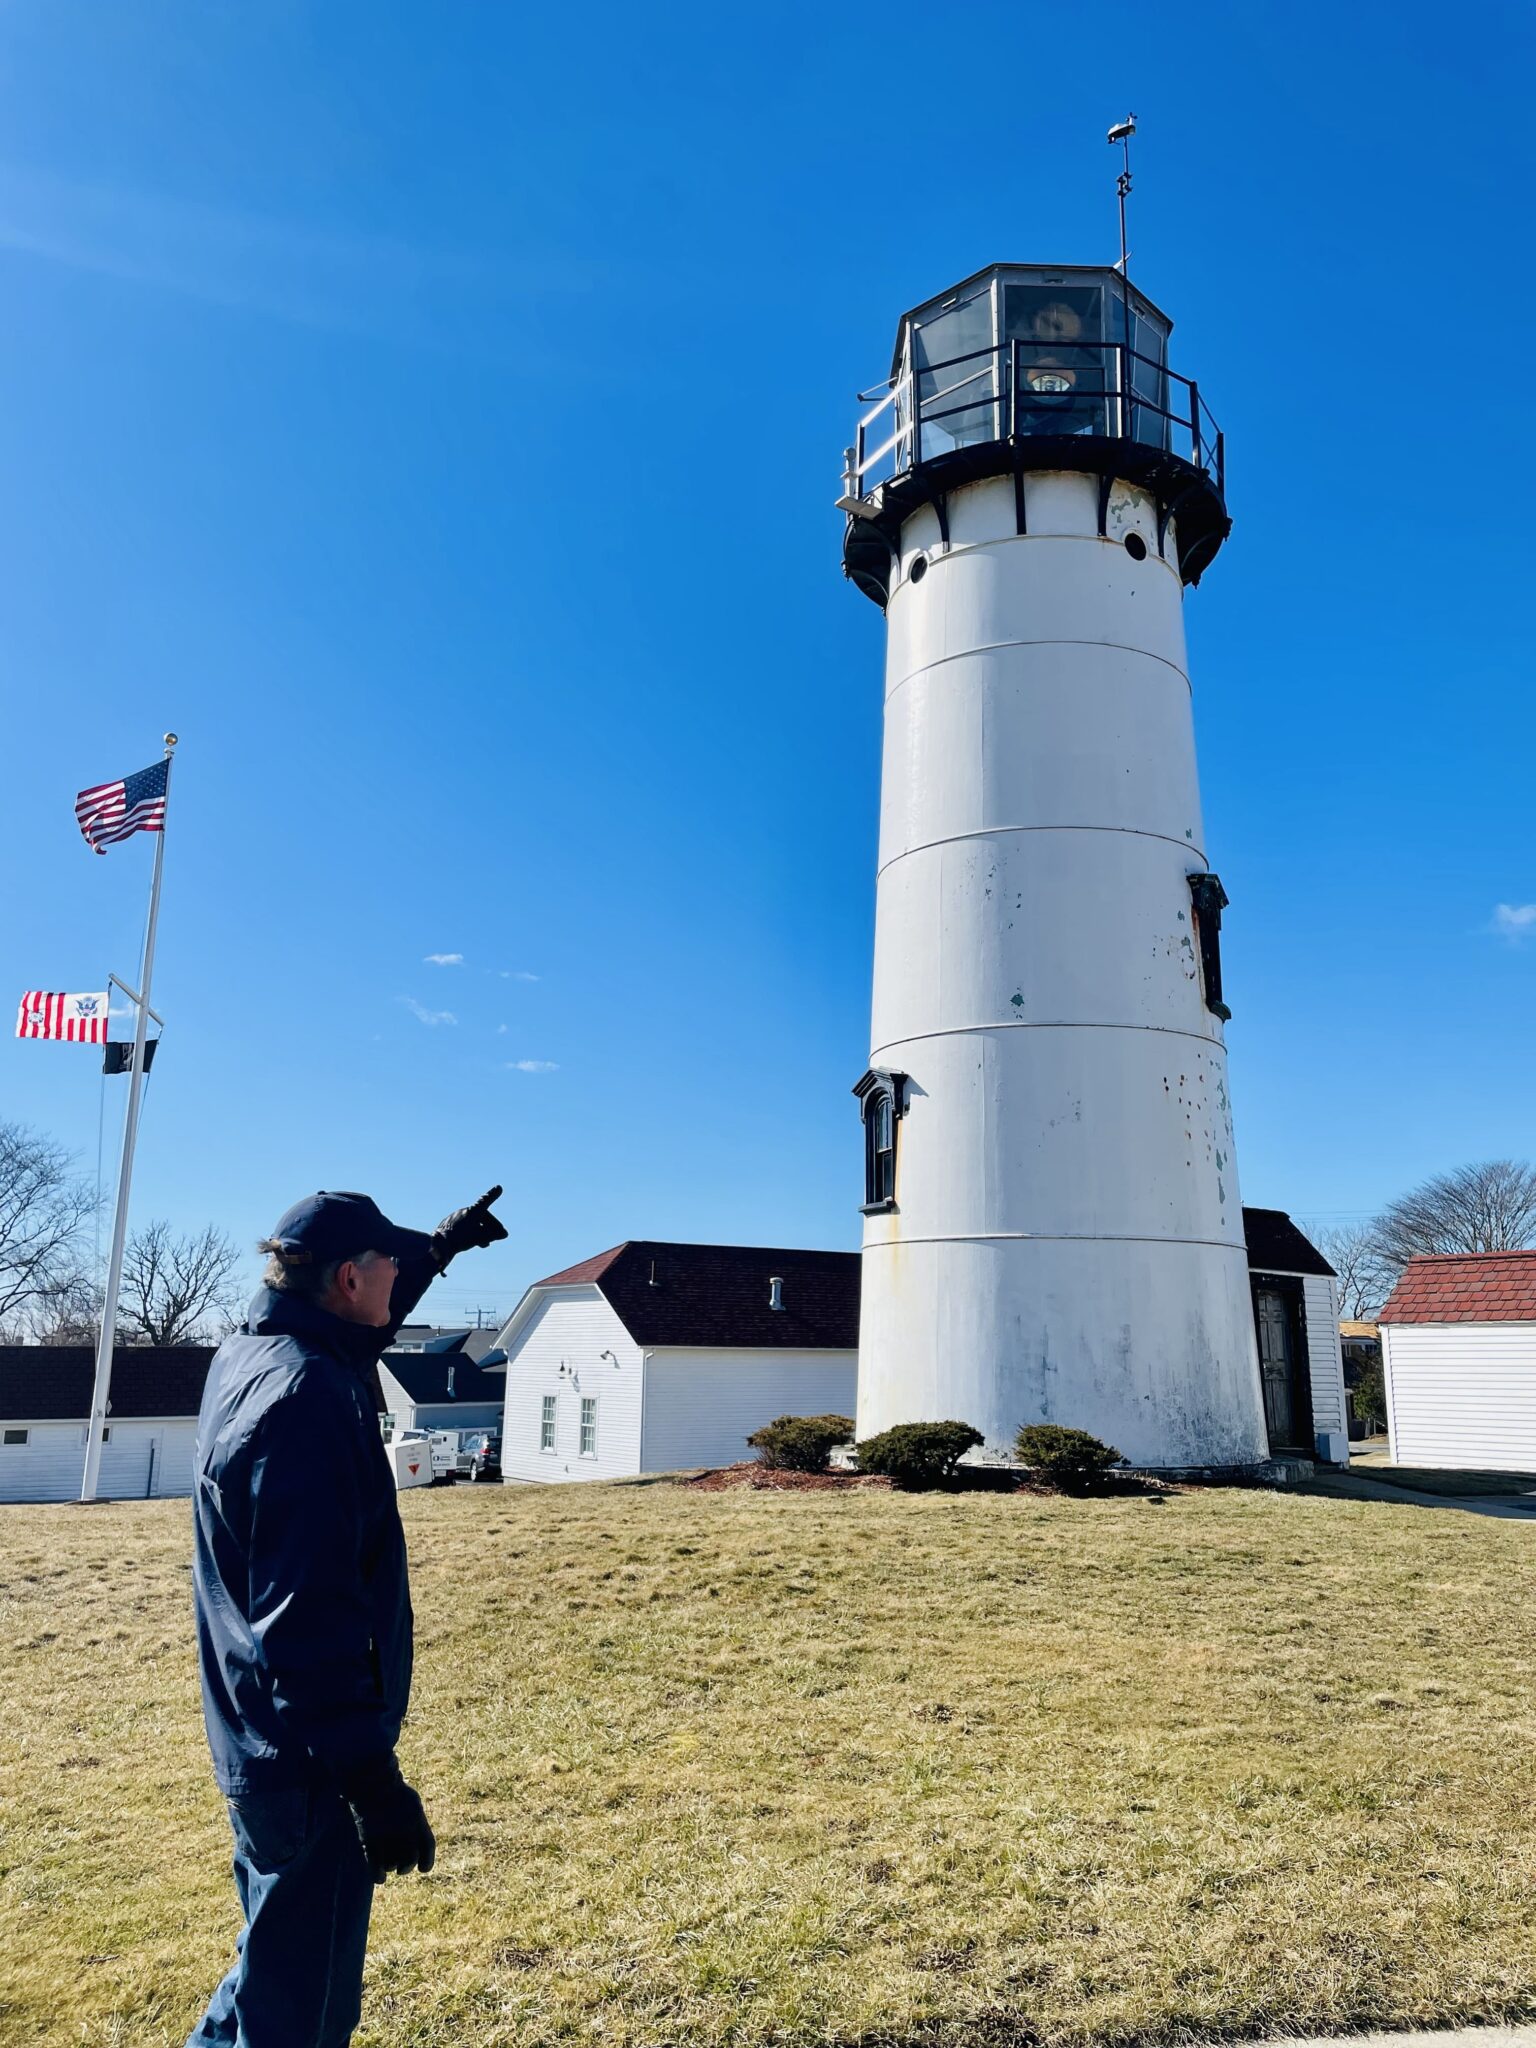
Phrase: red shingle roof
[
  {"left": 1379, "top": 1250, "right": 1536, "bottom": 1325},
  {"left": 533, "top": 1244, "right": 627, "bottom": 1289}
]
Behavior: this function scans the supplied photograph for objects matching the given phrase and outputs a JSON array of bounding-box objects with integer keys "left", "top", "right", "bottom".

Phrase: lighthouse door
[{"left": 1253, "top": 1280, "right": 1311, "bottom": 1453}]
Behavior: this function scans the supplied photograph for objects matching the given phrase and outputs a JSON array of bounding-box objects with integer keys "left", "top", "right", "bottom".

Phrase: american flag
[
  {"left": 16, "top": 991, "right": 110, "bottom": 1043},
  {"left": 75, "top": 758, "right": 169, "bottom": 855}
]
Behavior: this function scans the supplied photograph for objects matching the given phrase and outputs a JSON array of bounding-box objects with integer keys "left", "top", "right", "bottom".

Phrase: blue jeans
[{"left": 187, "top": 1780, "right": 374, "bottom": 2047}]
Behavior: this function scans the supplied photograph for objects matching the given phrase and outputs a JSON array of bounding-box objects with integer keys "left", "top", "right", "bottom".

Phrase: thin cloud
[
  {"left": 506, "top": 1059, "right": 558, "bottom": 1073},
  {"left": 499, "top": 970, "right": 540, "bottom": 982},
  {"left": 0, "top": 162, "right": 605, "bottom": 349},
  {"left": 1493, "top": 903, "right": 1536, "bottom": 942},
  {"left": 423, "top": 952, "right": 463, "bottom": 966},
  {"left": 399, "top": 997, "right": 457, "bottom": 1027}
]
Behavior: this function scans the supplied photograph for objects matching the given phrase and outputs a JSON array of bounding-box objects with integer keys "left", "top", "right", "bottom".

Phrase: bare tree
[
  {"left": 0, "top": 1120, "right": 96, "bottom": 1334},
  {"left": 1303, "top": 1220, "right": 1396, "bottom": 1321},
  {"left": 19, "top": 1270, "right": 103, "bottom": 1344},
  {"left": 1372, "top": 1160, "right": 1536, "bottom": 1271},
  {"left": 118, "top": 1220, "right": 241, "bottom": 1346}
]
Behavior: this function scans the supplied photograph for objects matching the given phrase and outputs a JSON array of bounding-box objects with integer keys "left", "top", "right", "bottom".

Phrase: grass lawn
[{"left": 3, "top": 1479, "right": 1536, "bottom": 2047}]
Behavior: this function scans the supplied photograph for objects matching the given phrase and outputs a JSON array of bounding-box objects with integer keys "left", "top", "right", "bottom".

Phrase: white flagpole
[{"left": 80, "top": 734, "right": 178, "bottom": 1505}]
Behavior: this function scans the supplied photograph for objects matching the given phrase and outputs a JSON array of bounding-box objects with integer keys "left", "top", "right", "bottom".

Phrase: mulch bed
[
  {"left": 684, "top": 1462, "right": 1180, "bottom": 1498},
  {"left": 685, "top": 1462, "right": 893, "bottom": 1492}
]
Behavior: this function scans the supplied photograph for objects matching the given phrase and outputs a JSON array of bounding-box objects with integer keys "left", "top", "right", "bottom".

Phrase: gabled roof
[
  {"left": 532, "top": 1245, "right": 627, "bottom": 1289},
  {"left": 528, "top": 1241, "right": 861, "bottom": 1351},
  {"left": 388, "top": 1325, "right": 502, "bottom": 1361},
  {"left": 0, "top": 1346, "right": 214, "bottom": 1422},
  {"left": 1242, "top": 1207, "right": 1336, "bottom": 1278},
  {"left": 377, "top": 1351, "right": 507, "bottom": 1405},
  {"left": 1379, "top": 1251, "right": 1536, "bottom": 1325}
]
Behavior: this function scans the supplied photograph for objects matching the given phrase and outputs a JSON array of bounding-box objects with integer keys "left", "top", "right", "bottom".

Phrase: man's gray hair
[{"left": 257, "top": 1242, "right": 386, "bottom": 1305}]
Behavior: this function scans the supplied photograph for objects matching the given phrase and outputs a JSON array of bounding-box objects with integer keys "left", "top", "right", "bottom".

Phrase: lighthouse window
[
  {"left": 854, "top": 1068, "right": 906, "bottom": 1213},
  {"left": 1004, "top": 283, "right": 1108, "bottom": 439},
  {"left": 1188, "top": 872, "right": 1232, "bottom": 1021},
  {"left": 1123, "top": 533, "right": 1147, "bottom": 561}
]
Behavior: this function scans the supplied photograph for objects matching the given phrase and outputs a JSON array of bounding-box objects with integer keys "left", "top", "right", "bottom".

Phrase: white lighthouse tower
[{"left": 841, "top": 257, "right": 1269, "bottom": 1470}]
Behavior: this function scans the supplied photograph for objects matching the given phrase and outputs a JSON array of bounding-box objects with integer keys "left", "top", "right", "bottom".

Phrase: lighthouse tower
[{"left": 841, "top": 262, "right": 1269, "bottom": 1470}]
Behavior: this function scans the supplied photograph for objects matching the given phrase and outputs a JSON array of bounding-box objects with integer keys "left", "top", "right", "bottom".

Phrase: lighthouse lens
[{"left": 1027, "top": 369, "right": 1075, "bottom": 394}]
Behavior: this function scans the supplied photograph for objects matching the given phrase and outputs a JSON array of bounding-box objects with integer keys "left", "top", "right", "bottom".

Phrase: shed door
[{"left": 1255, "top": 1288, "right": 1297, "bottom": 1448}]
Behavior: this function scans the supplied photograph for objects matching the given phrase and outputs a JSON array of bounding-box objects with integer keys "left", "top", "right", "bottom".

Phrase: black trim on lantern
[
  {"left": 1188, "top": 871, "right": 1232, "bottom": 1021},
  {"left": 842, "top": 435, "right": 1229, "bottom": 610},
  {"left": 853, "top": 1067, "right": 907, "bottom": 1214}
]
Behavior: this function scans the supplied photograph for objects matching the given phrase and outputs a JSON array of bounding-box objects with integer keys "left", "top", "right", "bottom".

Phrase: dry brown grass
[{"left": 3, "top": 1479, "right": 1536, "bottom": 2046}]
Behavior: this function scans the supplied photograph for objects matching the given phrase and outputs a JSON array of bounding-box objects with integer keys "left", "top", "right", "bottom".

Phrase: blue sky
[{"left": 1, "top": 1, "right": 1532, "bottom": 1324}]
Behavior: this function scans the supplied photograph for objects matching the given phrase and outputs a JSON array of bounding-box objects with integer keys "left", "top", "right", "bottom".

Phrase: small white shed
[
  {"left": 492, "top": 1241, "right": 859, "bottom": 1484},
  {"left": 1241, "top": 1208, "right": 1351, "bottom": 1466},
  {"left": 0, "top": 1345, "right": 212, "bottom": 1503},
  {"left": 1379, "top": 1251, "right": 1536, "bottom": 1471}
]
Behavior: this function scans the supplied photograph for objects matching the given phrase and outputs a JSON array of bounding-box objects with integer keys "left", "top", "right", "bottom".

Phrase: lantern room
[{"left": 841, "top": 262, "right": 1229, "bottom": 604}]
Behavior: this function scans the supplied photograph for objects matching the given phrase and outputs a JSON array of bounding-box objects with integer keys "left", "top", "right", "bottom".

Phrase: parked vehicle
[{"left": 457, "top": 1429, "right": 501, "bottom": 1483}]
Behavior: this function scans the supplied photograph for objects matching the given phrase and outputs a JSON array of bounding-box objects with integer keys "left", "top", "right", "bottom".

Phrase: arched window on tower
[{"left": 853, "top": 1068, "right": 907, "bottom": 1213}]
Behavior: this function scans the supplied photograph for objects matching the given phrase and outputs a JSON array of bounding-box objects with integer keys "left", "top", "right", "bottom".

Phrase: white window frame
[
  {"left": 539, "top": 1392, "right": 557, "bottom": 1453},
  {"left": 579, "top": 1396, "right": 598, "bottom": 1458},
  {"left": 2, "top": 1427, "right": 28, "bottom": 1446}
]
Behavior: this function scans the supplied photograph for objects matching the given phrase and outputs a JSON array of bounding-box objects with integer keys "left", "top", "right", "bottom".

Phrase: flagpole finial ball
[{"left": 164, "top": 732, "right": 179, "bottom": 749}]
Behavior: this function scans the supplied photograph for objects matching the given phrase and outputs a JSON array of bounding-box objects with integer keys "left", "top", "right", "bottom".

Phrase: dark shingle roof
[
  {"left": 1379, "top": 1250, "right": 1536, "bottom": 1325},
  {"left": 377, "top": 1352, "right": 507, "bottom": 1404},
  {"left": 0, "top": 1346, "right": 214, "bottom": 1421},
  {"left": 533, "top": 1241, "right": 861, "bottom": 1350},
  {"left": 1242, "top": 1208, "right": 1335, "bottom": 1278}
]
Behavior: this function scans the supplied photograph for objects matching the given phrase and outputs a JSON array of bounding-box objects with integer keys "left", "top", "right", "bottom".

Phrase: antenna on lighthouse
[{"left": 1107, "top": 113, "right": 1137, "bottom": 281}]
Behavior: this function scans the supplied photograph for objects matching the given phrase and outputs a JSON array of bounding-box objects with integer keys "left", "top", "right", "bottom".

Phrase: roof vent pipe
[
  {"left": 446, "top": 1364, "right": 456, "bottom": 1398},
  {"left": 769, "top": 1276, "right": 784, "bottom": 1311}
]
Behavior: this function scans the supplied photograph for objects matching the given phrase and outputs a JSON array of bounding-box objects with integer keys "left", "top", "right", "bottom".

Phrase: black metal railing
[{"left": 847, "top": 337, "right": 1223, "bottom": 503}]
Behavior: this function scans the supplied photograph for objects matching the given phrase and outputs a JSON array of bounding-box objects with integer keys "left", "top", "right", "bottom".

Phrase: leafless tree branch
[
  {"left": 118, "top": 1220, "right": 241, "bottom": 1347},
  {"left": 0, "top": 1120, "right": 96, "bottom": 1330},
  {"left": 1303, "top": 1220, "right": 1396, "bottom": 1321}
]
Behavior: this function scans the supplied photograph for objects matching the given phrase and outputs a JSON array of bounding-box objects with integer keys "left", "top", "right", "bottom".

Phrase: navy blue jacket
[{"left": 191, "top": 1262, "right": 435, "bottom": 1797}]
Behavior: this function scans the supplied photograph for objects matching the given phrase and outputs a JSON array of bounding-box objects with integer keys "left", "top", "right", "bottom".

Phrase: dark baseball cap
[{"left": 265, "top": 1191, "right": 432, "bottom": 1267}]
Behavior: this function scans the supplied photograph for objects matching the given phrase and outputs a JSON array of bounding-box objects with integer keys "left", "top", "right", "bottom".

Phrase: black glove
[
  {"left": 431, "top": 1184, "right": 508, "bottom": 1269},
  {"left": 338, "top": 1752, "right": 436, "bottom": 1883}
]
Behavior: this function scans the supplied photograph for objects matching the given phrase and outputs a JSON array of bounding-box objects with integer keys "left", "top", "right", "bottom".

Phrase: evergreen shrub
[
  {"left": 1014, "top": 1423, "right": 1122, "bottom": 1487},
  {"left": 745, "top": 1414, "right": 855, "bottom": 1473},
  {"left": 855, "top": 1420, "right": 983, "bottom": 1489}
]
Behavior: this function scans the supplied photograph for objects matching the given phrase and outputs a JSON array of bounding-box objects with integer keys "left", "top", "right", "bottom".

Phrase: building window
[
  {"left": 539, "top": 1394, "right": 557, "bottom": 1452},
  {"left": 853, "top": 1068, "right": 907, "bottom": 1213},
  {"left": 579, "top": 1397, "right": 598, "bottom": 1457},
  {"left": 2, "top": 1428, "right": 28, "bottom": 1446},
  {"left": 1188, "top": 872, "right": 1232, "bottom": 1021}
]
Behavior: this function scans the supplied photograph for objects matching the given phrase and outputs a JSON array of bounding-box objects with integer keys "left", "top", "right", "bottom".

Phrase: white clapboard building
[
  {"left": 1378, "top": 1251, "right": 1536, "bottom": 1471},
  {"left": 0, "top": 1345, "right": 212, "bottom": 1503},
  {"left": 492, "top": 1242, "right": 860, "bottom": 1483}
]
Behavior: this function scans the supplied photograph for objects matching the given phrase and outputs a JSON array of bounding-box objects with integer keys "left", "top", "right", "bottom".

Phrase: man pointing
[{"left": 186, "top": 1185, "right": 507, "bottom": 2048}]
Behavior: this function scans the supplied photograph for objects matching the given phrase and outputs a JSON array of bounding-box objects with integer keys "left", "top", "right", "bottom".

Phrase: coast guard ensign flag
[{"left": 16, "top": 992, "right": 109, "bottom": 1043}]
